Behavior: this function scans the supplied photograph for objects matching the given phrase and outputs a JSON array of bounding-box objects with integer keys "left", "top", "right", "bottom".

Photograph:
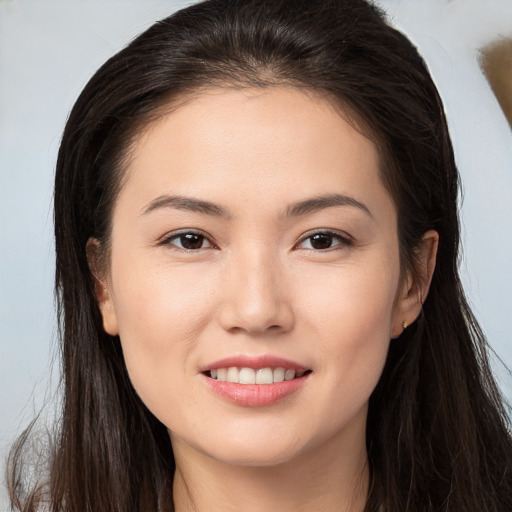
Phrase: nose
[{"left": 217, "top": 249, "right": 295, "bottom": 336}]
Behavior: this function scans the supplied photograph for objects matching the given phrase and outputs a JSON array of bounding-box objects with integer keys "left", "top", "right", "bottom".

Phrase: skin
[{"left": 89, "top": 87, "right": 437, "bottom": 512}]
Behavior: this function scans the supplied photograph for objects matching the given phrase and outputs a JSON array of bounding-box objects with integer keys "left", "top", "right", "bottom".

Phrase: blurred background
[{"left": 1, "top": 0, "right": 511, "bottom": 507}]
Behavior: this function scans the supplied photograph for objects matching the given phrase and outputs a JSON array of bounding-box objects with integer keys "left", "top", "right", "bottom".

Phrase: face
[{"left": 93, "top": 87, "right": 425, "bottom": 468}]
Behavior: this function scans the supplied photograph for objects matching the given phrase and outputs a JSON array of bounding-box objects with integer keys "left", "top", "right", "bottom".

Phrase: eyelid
[
  {"left": 158, "top": 229, "right": 217, "bottom": 251},
  {"left": 294, "top": 229, "right": 354, "bottom": 250}
]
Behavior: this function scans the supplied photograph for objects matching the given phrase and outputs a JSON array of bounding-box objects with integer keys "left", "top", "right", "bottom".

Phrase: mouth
[
  {"left": 204, "top": 367, "right": 312, "bottom": 384},
  {"left": 200, "top": 355, "right": 312, "bottom": 406}
]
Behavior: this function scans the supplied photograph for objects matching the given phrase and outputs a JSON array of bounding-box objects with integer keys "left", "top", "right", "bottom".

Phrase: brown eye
[
  {"left": 164, "top": 232, "right": 213, "bottom": 250},
  {"left": 179, "top": 233, "right": 205, "bottom": 250},
  {"left": 297, "top": 231, "right": 352, "bottom": 251},
  {"left": 309, "top": 233, "right": 334, "bottom": 250}
]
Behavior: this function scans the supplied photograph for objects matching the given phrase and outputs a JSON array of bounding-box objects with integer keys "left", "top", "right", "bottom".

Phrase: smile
[
  {"left": 200, "top": 356, "right": 312, "bottom": 406},
  {"left": 207, "top": 367, "right": 308, "bottom": 384}
]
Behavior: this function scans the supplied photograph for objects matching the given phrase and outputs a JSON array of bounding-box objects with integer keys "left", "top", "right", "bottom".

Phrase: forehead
[{"left": 118, "top": 86, "right": 392, "bottom": 220}]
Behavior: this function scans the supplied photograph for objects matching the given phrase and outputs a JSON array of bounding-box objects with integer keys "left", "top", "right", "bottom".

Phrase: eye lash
[
  {"left": 295, "top": 229, "right": 355, "bottom": 250},
  {"left": 156, "top": 229, "right": 216, "bottom": 250},
  {"left": 303, "top": 229, "right": 353, "bottom": 242}
]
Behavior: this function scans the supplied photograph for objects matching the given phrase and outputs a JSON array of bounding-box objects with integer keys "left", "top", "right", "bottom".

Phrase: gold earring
[{"left": 402, "top": 320, "right": 408, "bottom": 329}]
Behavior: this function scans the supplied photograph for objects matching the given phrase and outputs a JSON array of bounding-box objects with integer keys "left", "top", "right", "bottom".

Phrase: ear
[
  {"left": 391, "top": 230, "right": 439, "bottom": 338},
  {"left": 86, "top": 238, "right": 119, "bottom": 336}
]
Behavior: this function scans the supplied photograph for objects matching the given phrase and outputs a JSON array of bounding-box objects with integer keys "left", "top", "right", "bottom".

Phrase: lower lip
[{"left": 201, "top": 373, "right": 310, "bottom": 407}]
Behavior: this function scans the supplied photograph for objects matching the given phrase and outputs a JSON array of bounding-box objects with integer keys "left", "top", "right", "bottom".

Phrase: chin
[{"left": 173, "top": 423, "right": 312, "bottom": 468}]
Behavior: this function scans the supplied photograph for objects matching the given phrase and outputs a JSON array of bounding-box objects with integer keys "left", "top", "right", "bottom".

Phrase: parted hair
[{"left": 8, "top": 0, "right": 512, "bottom": 511}]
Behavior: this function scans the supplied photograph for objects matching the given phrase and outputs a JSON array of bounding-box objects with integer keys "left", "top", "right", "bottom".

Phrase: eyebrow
[
  {"left": 282, "top": 194, "right": 373, "bottom": 219},
  {"left": 141, "top": 195, "right": 231, "bottom": 218},
  {"left": 141, "top": 192, "right": 372, "bottom": 220}
]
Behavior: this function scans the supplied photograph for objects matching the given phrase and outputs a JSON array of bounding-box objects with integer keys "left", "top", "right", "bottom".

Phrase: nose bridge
[{"left": 219, "top": 242, "right": 293, "bottom": 334}]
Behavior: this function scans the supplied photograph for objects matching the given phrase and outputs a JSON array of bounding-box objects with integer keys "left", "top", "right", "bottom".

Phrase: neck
[{"left": 171, "top": 418, "right": 369, "bottom": 512}]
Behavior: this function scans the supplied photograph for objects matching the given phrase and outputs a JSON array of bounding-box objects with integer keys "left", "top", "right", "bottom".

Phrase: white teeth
[
  {"left": 256, "top": 368, "right": 273, "bottom": 384},
  {"left": 239, "top": 368, "right": 256, "bottom": 384},
  {"left": 210, "top": 366, "right": 306, "bottom": 384},
  {"left": 284, "top": 369, "right": 296, "bottom": 381},
  {"left": 227, "top": 366, "right": 239, "bottom": 383},
  {"left": 273, "top": 367, "right": 285, "bottom": 382}
]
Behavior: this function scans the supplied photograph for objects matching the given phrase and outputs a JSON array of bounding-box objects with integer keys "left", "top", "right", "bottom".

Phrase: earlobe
[
  {"left": 391, "top": 230, "right": 439, "bottom": 338},
  {"left": 86, "top": 238, "right": 119, "bottom": 336}
]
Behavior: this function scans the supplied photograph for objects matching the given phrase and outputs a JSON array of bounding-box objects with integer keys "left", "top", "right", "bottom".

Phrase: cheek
[
  {"left": 300, "top": 255, "right": 399, "bottom": 334},
  {"left": 110, "top": 261, "right": 219, "bottom": 410},
  {"left": 297, "top": 256, "right": 398, "bottom": 386},
  {"left": 289, "top": 265, "right": 396, "bottom": 440}
]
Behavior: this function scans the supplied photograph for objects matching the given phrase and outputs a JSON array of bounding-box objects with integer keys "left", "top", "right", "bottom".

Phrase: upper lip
[{"left": 200, "top": 355, "right": 309, "bottom": 372}]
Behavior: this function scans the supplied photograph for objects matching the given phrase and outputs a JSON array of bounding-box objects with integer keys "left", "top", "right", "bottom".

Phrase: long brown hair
[{"left": 8, "top": 0, "right": 512, "bottom": 510}]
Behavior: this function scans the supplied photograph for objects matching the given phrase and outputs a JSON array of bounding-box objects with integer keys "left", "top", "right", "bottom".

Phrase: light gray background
[{"left": 1, "top": 0, "right": 511, "bottom": 507}]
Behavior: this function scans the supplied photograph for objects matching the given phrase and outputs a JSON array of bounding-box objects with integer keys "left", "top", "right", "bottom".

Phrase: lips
[{"left": 200, "top": 355, "right": 312, "bottom": 407}]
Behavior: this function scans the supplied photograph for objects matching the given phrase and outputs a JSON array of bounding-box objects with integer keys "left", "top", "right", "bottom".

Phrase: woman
[{"left": 8, "top": 0, "right": 512, "bottom": 510}]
